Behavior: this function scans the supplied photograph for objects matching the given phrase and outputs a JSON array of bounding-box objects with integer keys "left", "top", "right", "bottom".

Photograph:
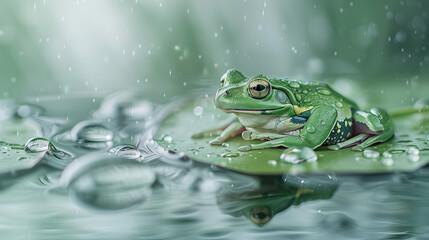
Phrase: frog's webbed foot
[{"left": 241, "top": 131, "right": 285, "bottom": 141}]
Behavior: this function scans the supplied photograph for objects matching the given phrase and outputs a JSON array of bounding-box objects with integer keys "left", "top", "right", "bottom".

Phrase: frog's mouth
[{"left": 219, "top": 107, "right": 285, "bottom": 115}]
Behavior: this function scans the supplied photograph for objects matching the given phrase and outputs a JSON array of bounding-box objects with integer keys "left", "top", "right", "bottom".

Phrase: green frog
[{"left": 192, "top": 69, "right": 394, "bottom": 152}]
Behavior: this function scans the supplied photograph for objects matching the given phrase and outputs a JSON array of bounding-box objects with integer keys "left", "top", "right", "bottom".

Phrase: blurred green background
[{"left": 0, "top": 0, "right": 428, "bottom": 100}]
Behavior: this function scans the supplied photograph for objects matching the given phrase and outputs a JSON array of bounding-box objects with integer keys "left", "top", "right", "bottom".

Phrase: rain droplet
[
  {"left": 306, "top": 124, "right": 316, "bottom": 134},
  {"left": 363, "top": 149, "right": 380, "bottom": 159},
  {"left": 109, "top": 145, "right": 141, "bottom": 159},
  {"left": 268, "top": 160, "right": 277, "bottom": 166},
  {"left": 295, "top": 94, "right": 302, "bottom": 101},
  {"left": 289, "top": 81, "right": 301, "bottom": 88},
  {"left": 71, "top": 122, "right": 114, "bottom": 143},
  {"left": 24, "top": 137, "right": 56, "bottom": 153},
  {"left": 335, "top": 102, "right": 343, "bottom": 108},
  {"left": 408, "top": 147, "right": 420, "bottom": 162},
  {"left": 193, "top": 106, "right": 204, "bottom": 116},
  {"left": 317, "top": 87, "right": 331, "bottom": 95},
  {"left": 222, "top": 152, "right": 239, "bottom": 157},
  {"left": 280, "top": 147, "right": 317, "bottom": 164},
  {"left": 389, "top": 149, "right": 405, "bottom": 154},
  {"left": 163, "top": 135, "right": 173, "bottom": 143}
]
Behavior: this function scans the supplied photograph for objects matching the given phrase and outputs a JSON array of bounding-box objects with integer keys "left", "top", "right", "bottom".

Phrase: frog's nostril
[{"left": 225, "top": 91, "right": 231, "bottom": 95}]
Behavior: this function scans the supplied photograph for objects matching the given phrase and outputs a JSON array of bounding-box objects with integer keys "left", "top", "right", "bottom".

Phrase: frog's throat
[{"left": 219, "top": 107, "right": 285, "bottom": 115}]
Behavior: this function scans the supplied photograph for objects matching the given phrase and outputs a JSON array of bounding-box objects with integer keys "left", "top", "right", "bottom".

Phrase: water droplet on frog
[
  {"left": 280, "top": 147, "right": 317, "bottom": 164},
  {"left": 317, "top": 87, "right": 331, "bottom": 95},
  {"left": 163, "top": 135, "right": 173, "bottom": 143},
  {"left": 193, "top": 106, "right": 204, "bottom": 116},
  {"left": 268, "top": 160, "right": 277, "bottom": 166},
  {"left": 71, "top": 121, "right": 114, "bottom": 142},
  {"left": 289, "top": 81, "right": 300, "bottom": 88},
  {"left": 306, "top": 124, "right": 316, "bottom": 133},
  {"left": 222, "top": 152, "right": 239, "bottom": 157},
  {"left": 303, "top": 90, "right": 308, "bottom": 94},
  {"left": 335, "top": 102, "right": 343, "bottom": 108},
  {"left": 24, "top": 137, "right": 56, "bottom": 153},
  {"left": 109, "top": 145, "right": 141, "bottom": 159},
  {"left": 363, "top": 149, "right": 380, "bottom": 159},
  {"left": 407, "top": 146, "right": 420, "bottom": 162},
  {"left": 295, "top": 94, "right": 302, "bottom": 101},
  {"left": 310, "top": 81, "right": 319, "bottom": 86},
  {"left": 321, "top": 120, "right": 326, "bottom": 125}
]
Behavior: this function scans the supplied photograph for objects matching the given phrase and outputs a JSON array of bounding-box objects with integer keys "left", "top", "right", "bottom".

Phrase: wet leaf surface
[
  {"left": 154, "top": 97, "right": 429, "bottom": 175},
  {"left": 0, "top": 118, "right": 45, "bottom": 175}
]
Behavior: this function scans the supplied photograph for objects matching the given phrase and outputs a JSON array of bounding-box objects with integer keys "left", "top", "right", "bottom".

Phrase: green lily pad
[
  {"left": 0, "top": 118, "right": 45, "bottom": 175},
  {"left": 154, "top": 98, "right": 429, "bottom": 175}
]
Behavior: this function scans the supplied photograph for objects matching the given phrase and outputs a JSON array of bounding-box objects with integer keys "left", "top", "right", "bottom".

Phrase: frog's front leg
[
  {"left": 192, "top": 117, "right": 245, "bottom": 145},
  {"left": 239, "top": 106, "right": 337, "bottom": 151}
]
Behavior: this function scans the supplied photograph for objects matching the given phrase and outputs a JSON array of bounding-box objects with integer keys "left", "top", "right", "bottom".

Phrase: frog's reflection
[{"left": 216, "top": 173, "right": 338, "bottom": 226}]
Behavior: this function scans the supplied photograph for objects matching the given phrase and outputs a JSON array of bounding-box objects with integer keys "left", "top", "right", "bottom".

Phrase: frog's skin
[{"left": 192, "top": 70, "right": 394, "bottom": 152}]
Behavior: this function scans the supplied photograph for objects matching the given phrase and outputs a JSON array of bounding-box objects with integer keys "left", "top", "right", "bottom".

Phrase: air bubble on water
[
  {"left": 193, "top": 106, "right": 204, "bottom": 116},
  {"left": 363, "top": 149, "right": 380, "bottom": 159},
  {"left": 24, "top": 137, "right": 56, "bottom": 153},
  {"left": 280, "top": 147, "right": 317, "bottom": 164}
]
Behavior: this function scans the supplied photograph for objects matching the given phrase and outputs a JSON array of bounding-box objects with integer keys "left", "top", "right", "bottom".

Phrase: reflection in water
[{"left": 216, "top": 173, "right": 338, "bottom": 226}]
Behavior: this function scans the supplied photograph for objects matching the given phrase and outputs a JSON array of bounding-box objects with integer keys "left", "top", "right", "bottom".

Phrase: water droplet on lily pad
[
  {"left": 163, "top": 135, "right": 173, "bottom": 143},
  {"left": 222, "top": 152, "right": 239, "bottom": 158},
  {"left": 24, "top": 137, "right": 56, "bottom": 153},
  {"left": 408, "top": 147, "right": 420, "bottom": 162},
  {"left": 363, "top": 149, "right": 379, "bottom": 159},
  {"left": 280, "top": 147, "right": 317, "bottom": 164}
]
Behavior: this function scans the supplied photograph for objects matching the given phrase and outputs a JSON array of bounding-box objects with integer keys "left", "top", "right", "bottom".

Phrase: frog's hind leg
[
  {"left": 241, "top": 131, "right": 286, "bottom": 141},
  {"left": 329, "top": 108, "right": 394, "bottom": 151},
  {"left": 351, "top": 108, "right": 394, "bottom": 151},
  {"left": 327, "top": 134, "right": 369, "bottom": 150}
]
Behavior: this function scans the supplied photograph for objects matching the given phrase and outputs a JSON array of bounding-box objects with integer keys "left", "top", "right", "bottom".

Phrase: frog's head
[{"left": 215, "top": 70, "right": 296, "bottom": 116}]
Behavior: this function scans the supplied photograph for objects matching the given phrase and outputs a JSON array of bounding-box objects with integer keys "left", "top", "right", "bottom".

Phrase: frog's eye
[
  {"left": 250, "top": 206, "right": 272, "bottom": 226},
  {"left": 220, "top": 73, "right": 227, "bottom": 87},
  {"left": 248, "top": 79, "right": 271, "bottom": 99}
]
